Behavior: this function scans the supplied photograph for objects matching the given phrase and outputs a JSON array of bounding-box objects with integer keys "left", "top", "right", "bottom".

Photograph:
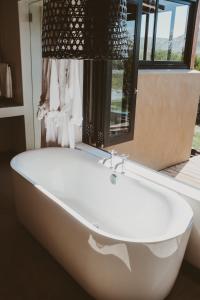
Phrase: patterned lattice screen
[{"left": 42, "top": 0, "right": 128, "bottom": 60}]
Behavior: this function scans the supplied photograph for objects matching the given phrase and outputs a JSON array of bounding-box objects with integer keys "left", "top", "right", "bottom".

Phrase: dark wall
[
  {"left": 0, "top": 1, "right": 26, "bottom": 154},
  {"left": 0, "top": 117, "right": 26, "bottom": 153},
  {"left": 0, "top": 0, "right": 23, "bottom": 105}
]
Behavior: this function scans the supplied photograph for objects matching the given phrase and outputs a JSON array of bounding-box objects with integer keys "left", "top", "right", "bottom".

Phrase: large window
[
  {"left": 83, "top": 0, "right": 199, "bottom": 148},
  {"left": 139, "top": 0, "right": 195, "bottom": 67}
]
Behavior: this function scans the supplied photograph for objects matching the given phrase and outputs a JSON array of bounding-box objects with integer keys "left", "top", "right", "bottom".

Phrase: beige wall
[
  {"left": 107, "top": 70, "right": 200, "bottom": 171},
  {"left": 0, "top": 0, "right": 23, "bottom": 105}
]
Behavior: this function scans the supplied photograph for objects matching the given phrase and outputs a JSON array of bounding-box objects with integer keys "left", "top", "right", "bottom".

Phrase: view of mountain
[{"left": 140, "top": 31, "right": 200, "bottom": 56}]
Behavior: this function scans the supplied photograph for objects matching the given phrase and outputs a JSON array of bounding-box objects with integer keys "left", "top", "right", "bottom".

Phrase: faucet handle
[
  {"left": 111, "top": 149, "right": 118, "bottom": 157},
  {"left": 120, "top": 154, "right": 129, "bottom": 161}
]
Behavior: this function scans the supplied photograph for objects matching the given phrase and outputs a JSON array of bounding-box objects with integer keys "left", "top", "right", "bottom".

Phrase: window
[
  {"left": 83, "top": 0, "right": 142, "bottom": 147},
  {"left": 139, "top": 0, "right": 196, "bottom": 67},
  {"left": 109, "top": 13, "right": 136, "bottom": 140},
  {"left": 83, "top": 0, "right": 199, "bottom": 148}
]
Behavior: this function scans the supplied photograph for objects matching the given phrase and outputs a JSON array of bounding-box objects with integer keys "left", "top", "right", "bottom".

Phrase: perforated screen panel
[{"left": 42, "top": 0, "right": 128, "bottom": 60}]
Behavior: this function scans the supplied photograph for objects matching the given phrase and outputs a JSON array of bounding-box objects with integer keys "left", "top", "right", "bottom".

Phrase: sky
[
  {"left": 157, "top": 5, "right": 188, "bottom": 39},
  {"left": 140, "top": 3, "right": 189, "bottom": 40}
]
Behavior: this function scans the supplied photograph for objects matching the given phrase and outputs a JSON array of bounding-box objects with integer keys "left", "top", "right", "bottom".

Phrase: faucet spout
[
  {"left": 114, "top": 161, "right": 124, "bottom": 172},
  {"left": 114, "top": 154, "right": 129, "bottom": 174},
  {"left": 102, "top": 157, "right": 111, "bottom": 165}
]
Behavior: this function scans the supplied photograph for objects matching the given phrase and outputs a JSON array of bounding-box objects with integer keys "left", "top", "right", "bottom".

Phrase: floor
[
  {"left": 161, "top": 155, "right": 200, "bottom": 189},
  {"left": 1, "top": 153, "right": 200, "bottom": 300}
]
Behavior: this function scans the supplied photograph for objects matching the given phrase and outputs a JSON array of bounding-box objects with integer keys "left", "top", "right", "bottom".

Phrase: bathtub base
[{"left": 12, "top": 171, "right": 191, "bottom": 300}]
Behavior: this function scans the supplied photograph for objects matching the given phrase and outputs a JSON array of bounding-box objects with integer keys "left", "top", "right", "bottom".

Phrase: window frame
[
  {"left": 82, "top": 0, "right": 143, "bottom": 148},
  {"left": 139, "top": 0, "right": 198, "bottom": 69}
]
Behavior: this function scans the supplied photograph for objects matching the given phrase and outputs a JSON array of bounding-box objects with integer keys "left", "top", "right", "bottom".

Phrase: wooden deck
[{"left": 161, "top": 155, "right": 200, "bottom": 189}]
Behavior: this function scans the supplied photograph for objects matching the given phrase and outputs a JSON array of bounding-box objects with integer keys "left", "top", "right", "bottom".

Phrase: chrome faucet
[
  {"left": 101, "top": 151, "right": 128, "bottom": 184},
  {"left": 109, "top": 154, "right": 128, "bottom": 185}
]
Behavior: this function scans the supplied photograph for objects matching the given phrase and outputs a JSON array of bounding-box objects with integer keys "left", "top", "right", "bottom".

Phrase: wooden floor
[
  {"left": 1, "top": 153, "right": 200, "bottom": 300},
  {"left": 161, "top": 155, "right": 200, "bottom": 189}
]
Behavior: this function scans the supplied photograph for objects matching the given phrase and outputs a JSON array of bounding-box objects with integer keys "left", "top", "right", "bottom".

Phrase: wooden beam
[{"left": 190, "top": 0, "right": 200, "bottom": 69}]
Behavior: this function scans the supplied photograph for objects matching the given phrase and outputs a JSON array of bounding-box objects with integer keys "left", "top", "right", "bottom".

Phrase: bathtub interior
[{"left": 11, "top": 148, "right": 193, "bottom": 243}]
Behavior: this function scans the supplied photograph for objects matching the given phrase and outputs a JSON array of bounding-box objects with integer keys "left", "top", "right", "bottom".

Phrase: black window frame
[
  {"left": 83, "top": 0, "right": 142, "bottom": 148},
  {"left": 139, "top": 0, "right": 198, "bottom": 69}
]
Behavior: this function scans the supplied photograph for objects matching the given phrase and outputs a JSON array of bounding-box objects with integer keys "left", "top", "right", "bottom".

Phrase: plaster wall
[{"left": 107, "top": 70, "right": 200, "bottom": 171}]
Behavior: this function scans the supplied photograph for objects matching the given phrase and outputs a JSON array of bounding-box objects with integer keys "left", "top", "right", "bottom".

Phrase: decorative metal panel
[{"left": 42, "top": 0, "right": 128, "bottom": 60}]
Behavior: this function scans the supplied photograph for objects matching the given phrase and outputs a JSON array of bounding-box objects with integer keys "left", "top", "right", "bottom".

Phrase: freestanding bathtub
[{"left": 11, "top": 148, "right": 193, "bottom": 300}]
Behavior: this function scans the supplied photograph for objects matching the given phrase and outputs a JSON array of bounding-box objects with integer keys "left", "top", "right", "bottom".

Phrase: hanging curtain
[{"left": 38, "top": 58, "right": 83, "bottom": 149}]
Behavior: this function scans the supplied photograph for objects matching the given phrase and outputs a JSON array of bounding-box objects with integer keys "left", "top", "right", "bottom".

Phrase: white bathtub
[{"left": 11, "top": 148, "right": 193, "bottom": 300}]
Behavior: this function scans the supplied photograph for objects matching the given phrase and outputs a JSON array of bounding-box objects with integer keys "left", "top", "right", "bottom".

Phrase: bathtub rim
[{"left": 11, "top": 150, "right": 193, "bottom": 245}]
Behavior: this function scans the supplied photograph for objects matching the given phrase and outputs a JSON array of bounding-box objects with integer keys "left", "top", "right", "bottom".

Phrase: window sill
[
  {"left": 139, "top": 63, "right": 189, "bottom": 70},
  {"left": 138, "top": 69, "right": 200, "bottom": 75}
]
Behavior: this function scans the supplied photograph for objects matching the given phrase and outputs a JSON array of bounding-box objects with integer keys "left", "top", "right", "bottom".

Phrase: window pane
[
  {"left": 140, "top": 0, "right": 156, "bottom": 61},
  {"left": 139, "top": 14, "right": 146, "bottom": 60},
  {"left": 155, "top": 0, "right": 189, "bottom": 61},
  {"left": 110, "top": 60, "right": 130, "bottom": 136},
  {"left": 171, "top": 4, "right": 189, "bottom": 61},
  {"left": 110, "top": 3, "right": 136, "bottom": 137}
]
